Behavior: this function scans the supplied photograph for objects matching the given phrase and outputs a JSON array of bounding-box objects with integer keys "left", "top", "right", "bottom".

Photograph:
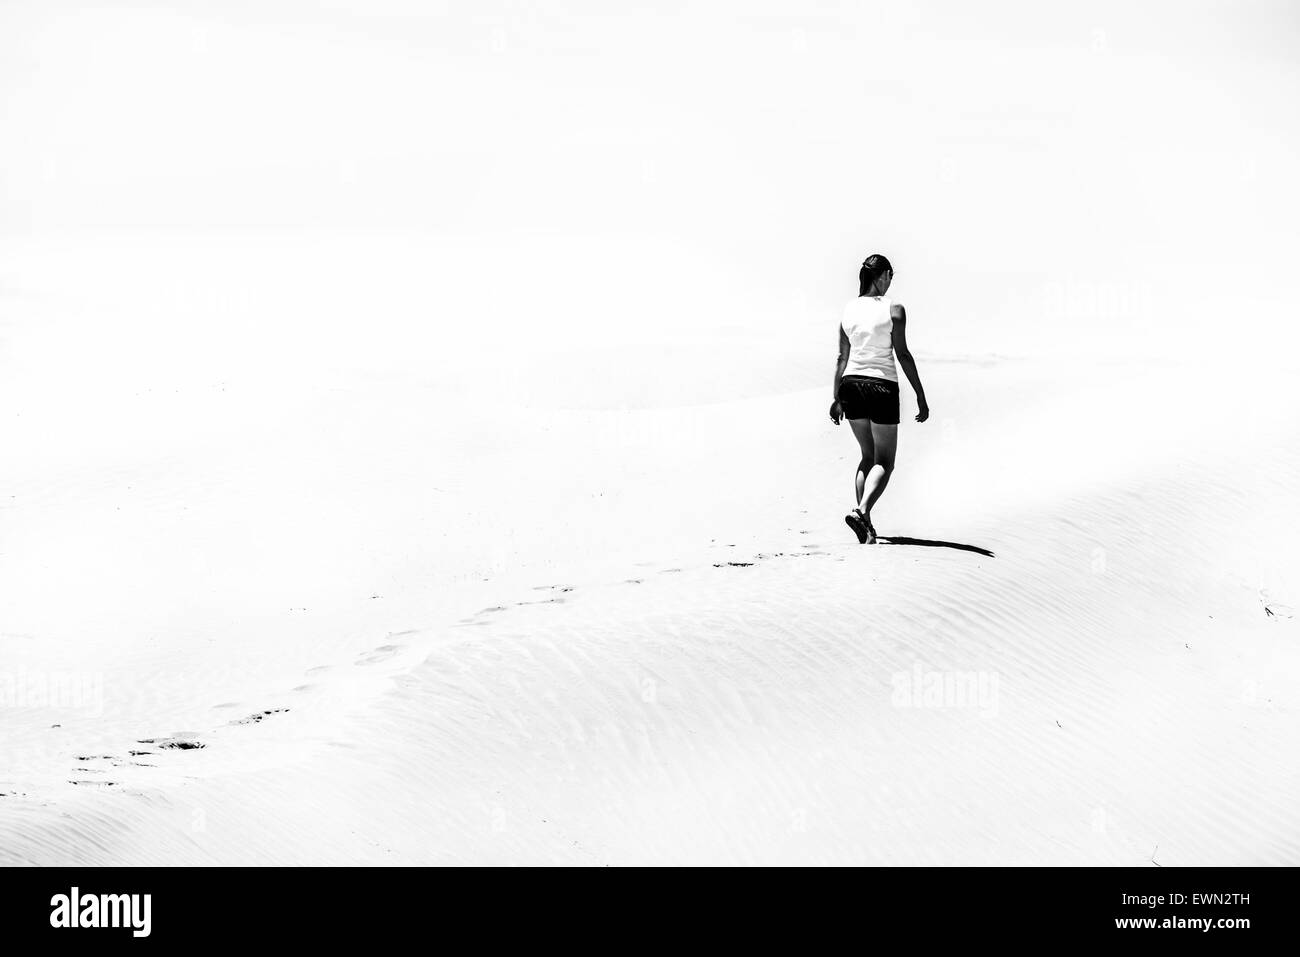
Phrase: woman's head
[{"left": 859, "top": 254, "right": 893, "bottom": 296}]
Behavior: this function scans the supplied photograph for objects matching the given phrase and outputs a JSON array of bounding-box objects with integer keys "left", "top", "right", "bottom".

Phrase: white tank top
[{"left": 841, "top": 295, "right": 898, "bottom": 382}]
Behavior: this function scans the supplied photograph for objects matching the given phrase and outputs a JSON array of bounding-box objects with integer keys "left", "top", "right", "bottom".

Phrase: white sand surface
[{"left": 2, "top": 235, "right": 1299, "bottom": 865}]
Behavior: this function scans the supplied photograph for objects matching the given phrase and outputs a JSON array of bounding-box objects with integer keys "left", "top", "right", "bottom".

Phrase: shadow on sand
[{"left": 876, "top": 536, "right": 995, "bottom": 558}]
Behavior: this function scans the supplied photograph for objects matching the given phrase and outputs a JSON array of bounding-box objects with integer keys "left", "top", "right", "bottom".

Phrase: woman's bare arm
[
  {"left": 830, "top": 325, "right": 850, "bottom": 424},
  {"left": 891, "top": 304, "right": 929, "bottom": 423}
]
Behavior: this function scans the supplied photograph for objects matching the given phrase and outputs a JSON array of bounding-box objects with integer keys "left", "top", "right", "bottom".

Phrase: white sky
[{"left": 3, "top": 1, "right": 1299, "bottom": 366}]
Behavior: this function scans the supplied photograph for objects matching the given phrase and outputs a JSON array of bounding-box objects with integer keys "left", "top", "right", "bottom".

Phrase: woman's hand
[
  {"left": 915, "top": 402, "right": 930, "bottom": 423},
  {"left": 829, "top": 400, "right": 843, "bottom": 425}
]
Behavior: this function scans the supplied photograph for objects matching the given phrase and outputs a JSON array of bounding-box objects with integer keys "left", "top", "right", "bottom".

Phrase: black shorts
[{"left": 837, "top": 375, "right": 900, "bottom": 424}]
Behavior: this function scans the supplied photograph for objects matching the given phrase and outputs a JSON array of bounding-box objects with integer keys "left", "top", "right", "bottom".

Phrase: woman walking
[{"left": 829, "top": 254, "right": 929, "bottom": 543}]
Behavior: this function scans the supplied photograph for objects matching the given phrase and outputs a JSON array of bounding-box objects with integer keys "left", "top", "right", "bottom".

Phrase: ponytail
[{"left": 858, "top": 253, "right": 893, "bottom": 296}]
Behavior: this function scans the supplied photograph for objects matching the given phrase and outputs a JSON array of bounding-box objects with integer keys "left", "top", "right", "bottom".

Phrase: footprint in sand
[
  {"left": 138, "top": 735, "right": 206, "bottom": 751},
  {"left": 355, "top": 644, "right": 402, "bottom": 666},
  {"left": 517, "top": 585, "right": 574, "bottom": 606}
]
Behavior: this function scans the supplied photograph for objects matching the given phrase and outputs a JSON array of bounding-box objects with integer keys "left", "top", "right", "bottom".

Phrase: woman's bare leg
[
  {"left": 847, "top": 418, "right": 875, "bottom": 507},
  {"left": 859, "top": 423, "right": 898, "bottom": 530}
]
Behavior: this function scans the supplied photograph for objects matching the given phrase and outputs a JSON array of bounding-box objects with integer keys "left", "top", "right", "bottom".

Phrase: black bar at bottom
[{"left": 0, "top": 866, "right": 1287, "bottom": 946}]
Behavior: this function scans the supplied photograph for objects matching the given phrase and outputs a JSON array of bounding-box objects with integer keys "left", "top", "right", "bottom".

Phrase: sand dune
[
  {"left": 2, "top": 342, "right": 1297, "bottom": 865},
  {"left": 4, "top": 0, "right": 1300, "bottom": 870}
]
